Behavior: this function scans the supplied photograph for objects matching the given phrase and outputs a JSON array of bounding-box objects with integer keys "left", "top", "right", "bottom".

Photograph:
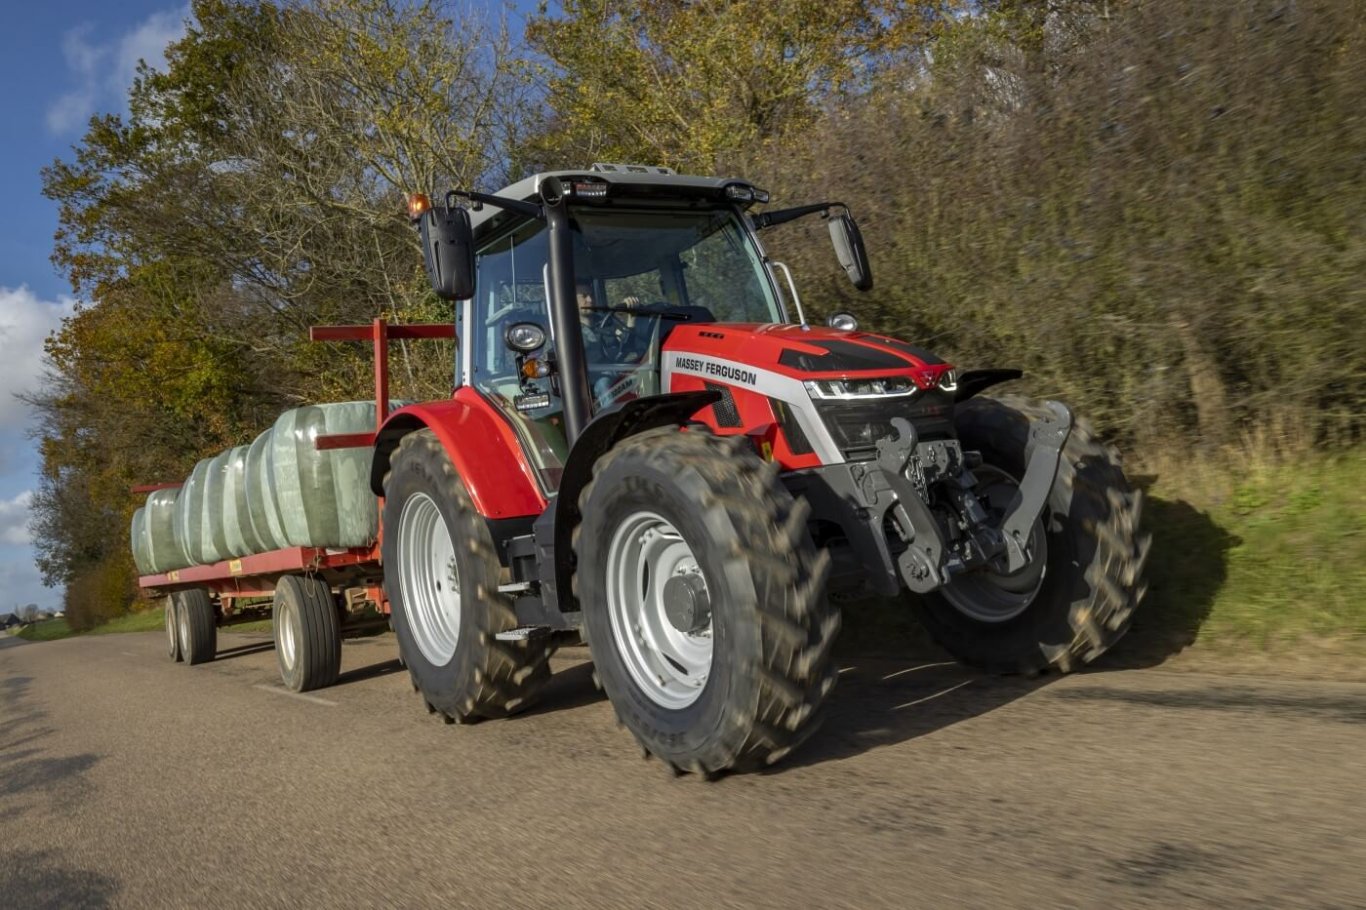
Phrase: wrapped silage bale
[
  {"left": 246, "top": 428, "right": 288, "bottom": 552},
  {"left": 174, "top": 459, "right": 213, "bottom": 565},
  {"left": 130, "top": 508, "right": 152, "bottom": 575},
  {"left": 198, "top": 450, "right": 231, "bottom": 565},
  {"left": 270, "top": 401, "right": 381, "bottom": 548},
  {"left": 221, "top": 445, "right": 267, "bottom": 558},
  {"left": 144, "top": 487, "right": 191, "bottom": 572}
]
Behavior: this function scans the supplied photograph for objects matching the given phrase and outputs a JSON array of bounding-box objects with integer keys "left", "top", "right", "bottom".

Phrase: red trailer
[{"left": 138, "top": 320, "right": 452, "bottom": 691}]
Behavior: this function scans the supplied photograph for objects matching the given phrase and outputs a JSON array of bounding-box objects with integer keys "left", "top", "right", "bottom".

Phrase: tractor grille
[{"left": 814, "top": 390, "right": 955, "bottom": 460}]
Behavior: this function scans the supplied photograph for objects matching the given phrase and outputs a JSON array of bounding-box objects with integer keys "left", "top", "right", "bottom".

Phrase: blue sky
[
  {"left": 0, "top": 1, "right": 192, "bottom": 615},
  {"left": 0, "top": 1, "right": 540, "bottom": 615}
]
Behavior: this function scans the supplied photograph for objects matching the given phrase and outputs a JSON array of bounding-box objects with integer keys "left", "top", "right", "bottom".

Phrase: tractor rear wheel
[
  {"left": 575, "top": 429, "right": 838, "bottom": 776},
  {"left": 175, "top": 588, "right": 216, "bottom": 666},
  {"left": 911, "top": 395, "right": 1150, "bottom": 674},
  {"left": 273, "top": 575, "right": 341, "bottom": 692},
  {"left": 382, "top": 430, "right": 551, "bottom": 723}
]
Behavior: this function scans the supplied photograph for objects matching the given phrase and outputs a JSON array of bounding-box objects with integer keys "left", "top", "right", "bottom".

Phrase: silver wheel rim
[
  {"left": 177, "top": 603, "right": 191, "bottom": 656},
  {"left": 605, "top": 510, "right": 712, "bottom": 710},
  {"left": 396, "top": 492, "right": 461, "bottom": 666},
  {"left": 941, "top": 466, "right": 1048, "bottom": 623},
  {"left": 165, "top": 604, "right": 177, "bottom": 656},
  {"left": 277, "top": 600, "right": 296, "bottom": 670}
]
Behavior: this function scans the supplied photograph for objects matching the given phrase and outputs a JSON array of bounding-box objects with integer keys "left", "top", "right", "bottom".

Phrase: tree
[
  {"left": 524, "top": 0, "right": 964, "bottom": 170},
  {"left": 33, "top": 0, "right": 534, "bottom": 624}
]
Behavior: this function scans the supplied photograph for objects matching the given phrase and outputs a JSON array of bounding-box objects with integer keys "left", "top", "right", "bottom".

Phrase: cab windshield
[{"left": 467, "top": 205, "right": 779, "bottom": 491}]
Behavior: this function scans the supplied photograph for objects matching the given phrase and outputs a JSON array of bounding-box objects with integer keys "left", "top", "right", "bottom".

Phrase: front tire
[
  {"left": 175, "top": 588, "right": 216, "bottom": 666},
  {"left": 575, "top": 430, "right": 839, "bottom": 776},
  {"left": 273, "top": 575, "right": 341, "bottom": 692},
  {"left": 381, "top": 430, "right": 550, "bottom": 723},
  {"left": 912, "top": 395, "right": 1150, "bottom": 674}
]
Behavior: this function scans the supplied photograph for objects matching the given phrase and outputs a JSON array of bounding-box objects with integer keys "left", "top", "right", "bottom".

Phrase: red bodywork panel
[
  {"left": 381, "top": 388, "right": 548, "bottom": 519},
  {"left": 661, "top": 323, "right": 954, "bottom": 470}
]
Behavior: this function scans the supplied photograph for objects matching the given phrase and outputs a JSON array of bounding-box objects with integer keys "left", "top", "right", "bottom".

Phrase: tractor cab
[{"left": 434, "top": 168, "right": 789, "bottom": 492}]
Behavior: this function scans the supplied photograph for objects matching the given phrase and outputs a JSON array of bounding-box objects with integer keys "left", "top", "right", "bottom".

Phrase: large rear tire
[
  {"left": 911, "top": 395, "right": 1150, "bottom": 674},
  {"left": 273, "top": 575, "right": 341, "bottom": 692},
  {"left": 575, "top": 429, "right": 838, "bottom": 776},
  {"left": 381, "top": 430, "right": 551, "bottom": 723},
  {"left": 175, "top": 588, "right": 216, "bottom": 666}
]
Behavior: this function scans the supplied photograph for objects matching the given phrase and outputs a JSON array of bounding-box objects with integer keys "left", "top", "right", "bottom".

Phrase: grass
[
  {"left": 14, "top": 617, "right": 78, "bottom": 642},
  {"left": 1133, "top": 446, "right": 1366, "bottom": 660},
  {"left": 15, "top": 608, "right": 166, "bottom": 642}
]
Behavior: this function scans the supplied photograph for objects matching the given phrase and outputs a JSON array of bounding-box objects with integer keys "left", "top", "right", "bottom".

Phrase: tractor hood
[{"left": 662, "top": 323, "right": 955, "bottom": 389}]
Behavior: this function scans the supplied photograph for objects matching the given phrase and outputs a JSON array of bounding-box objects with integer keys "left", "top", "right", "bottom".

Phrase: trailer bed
[{"left": 138, "top": 544, "right": 381, "bottom": 599}]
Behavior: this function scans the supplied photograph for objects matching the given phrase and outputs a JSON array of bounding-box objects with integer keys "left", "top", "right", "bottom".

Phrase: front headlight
[{"left": 804, "top": 376, "right": 917, "bottom": 400}]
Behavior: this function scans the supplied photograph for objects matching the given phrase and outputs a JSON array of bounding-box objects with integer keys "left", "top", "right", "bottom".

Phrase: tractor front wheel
[
  {"left": 911, "top": 395, "right": 1150, "bottom": 674},
  {"left": 382, "top": 430, "right": 550, "bottom": 723},
  {"left": 575, "top": 429, "right": 838, "bottom": 776}
]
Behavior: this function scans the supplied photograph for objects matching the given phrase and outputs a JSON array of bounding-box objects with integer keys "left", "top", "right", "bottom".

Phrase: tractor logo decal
[{"left": 672, "top": 356, "right": 757, "bottom": 386}]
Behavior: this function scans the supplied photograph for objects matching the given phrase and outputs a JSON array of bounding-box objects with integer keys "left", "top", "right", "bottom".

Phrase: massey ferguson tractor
[
  {"left": 376, "top": 164, "right": 1149, "bottom": 775},
  {"left": 137, "top": 163, "right": 1148, "bottom": 777}
]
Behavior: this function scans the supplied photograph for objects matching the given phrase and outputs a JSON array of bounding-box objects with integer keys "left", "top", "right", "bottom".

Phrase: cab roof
[{"left": 469, "top": 168, "right": 765, "bottom": 236}]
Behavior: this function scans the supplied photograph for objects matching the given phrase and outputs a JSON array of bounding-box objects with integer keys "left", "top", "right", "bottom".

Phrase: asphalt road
[{"left": 2, "top": 629, "right": 1364, "bottom": 909}]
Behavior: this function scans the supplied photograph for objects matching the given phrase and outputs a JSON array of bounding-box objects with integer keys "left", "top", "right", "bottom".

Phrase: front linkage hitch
[{"left": 853, "top": 403, "right": 1074, "bottom": 593}]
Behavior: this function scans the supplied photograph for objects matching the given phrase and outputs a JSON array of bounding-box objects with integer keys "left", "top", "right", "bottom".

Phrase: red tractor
[{"left": 374, "top": 164, "right": 1148, "bottom": 775}]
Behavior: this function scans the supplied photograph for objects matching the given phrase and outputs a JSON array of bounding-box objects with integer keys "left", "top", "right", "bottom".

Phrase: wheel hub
[{"left": 663, "top": 572, "right": 711, "bottom": 634}]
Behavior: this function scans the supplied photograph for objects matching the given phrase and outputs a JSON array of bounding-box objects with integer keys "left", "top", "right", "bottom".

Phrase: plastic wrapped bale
[
  {"left": 174, "top": 459, "right": 214, "bottom": 565},
  {"left": 199, "top": 450, "right": 231, "bottom": 564},
  {"left": 270, "top": 401, "right": 381, "bottom": 548},
  {"left": 144, "top": 487, "right": 191, "bottom": 572},
  {"left": 130, "top": 508, "right": 153, "bottom": 575},
  {"left": 221, "top": 444, "right": 268, "bottom": 558},
  {"left": 245, "top": 428, "right": 288, "bottom": 552}
]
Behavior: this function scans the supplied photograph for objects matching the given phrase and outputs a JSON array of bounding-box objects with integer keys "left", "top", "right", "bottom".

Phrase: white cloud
[
  {"left": 0, "top": 285, "right": 78, "bottom": 425},
  {"left": 0, "top": 491, "right": 34, "bottom": 546},
  {"left": 45, "top": 7, "right": 191, "bottom": 134}
]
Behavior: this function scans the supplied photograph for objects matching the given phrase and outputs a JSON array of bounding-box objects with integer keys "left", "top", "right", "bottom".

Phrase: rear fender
[
  {"left": 550, "top": 390, "right": 721, "bottom": 610},
  {"left": 370, "top": 391, "right": 547, "bottom": 519}
]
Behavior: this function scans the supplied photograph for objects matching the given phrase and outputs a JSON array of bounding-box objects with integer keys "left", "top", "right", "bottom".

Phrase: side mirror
[
  {"left": 418, "top": 206, "right": 475, "bottom": 300},
  {"left": 829, "top": 213, "right": 873, "bottom": 292}
]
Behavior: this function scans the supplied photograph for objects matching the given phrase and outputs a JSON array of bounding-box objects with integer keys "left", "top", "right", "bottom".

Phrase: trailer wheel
[
  {"left": 575, "top": 429, "right": 838, "bottom": 776},
  {"left": 175, "top": 588, "right": 217, "bottom": 666},
  {"left": 381, "top": 430, "right": 551, "bottom": 723},
  {"left": 165, "top": 598, "right": 182, "bottom": 662},
  {"left": 911, "top": 395, "right": 1150, "bottom": 674},
  {"left": 273, "top": 575, "right": 341, "bottom": 692}
]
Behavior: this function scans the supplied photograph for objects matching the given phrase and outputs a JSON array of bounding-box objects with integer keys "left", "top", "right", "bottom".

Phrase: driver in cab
[{"left": 577, "top": 282, "right": 643, "bottom": 407}]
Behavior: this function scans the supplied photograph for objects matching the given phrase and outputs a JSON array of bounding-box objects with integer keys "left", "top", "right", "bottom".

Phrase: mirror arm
[
  {"left": 752, "top": 201, "right": 849, "bottom": 230},
  {"left": 445, "top": 190, "right": 545, "bottom": 221}
]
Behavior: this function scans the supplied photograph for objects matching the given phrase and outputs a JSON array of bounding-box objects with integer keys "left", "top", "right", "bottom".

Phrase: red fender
[{"left": 370, "top": 388, "right": 547, "bottom": 519}]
